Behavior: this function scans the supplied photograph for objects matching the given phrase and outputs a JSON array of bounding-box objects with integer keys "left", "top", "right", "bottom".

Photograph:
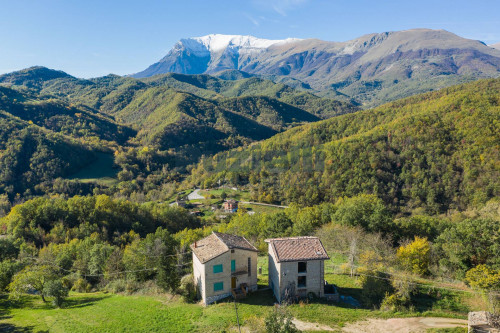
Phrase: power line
[
  {"left": 328, "top": 260, "right": 500, "bottom": 296},
  {"left": 24, "top": 250, "right": 193, "bottom": 278}
]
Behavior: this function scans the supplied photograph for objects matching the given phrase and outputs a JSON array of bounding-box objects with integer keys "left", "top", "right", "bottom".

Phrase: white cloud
[
  {"left": 252, "top": 0, "right": 309, "bottom": 16},
  {"left": 245, "top": 13, "right": 260, "bottom": 27}
]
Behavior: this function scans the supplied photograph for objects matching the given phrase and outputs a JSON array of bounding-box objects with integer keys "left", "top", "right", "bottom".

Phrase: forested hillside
[
  {"left": 190, "top": 78, "right": 500, "bottom": 214},
  {"left": 0, "top": 67, "right": 356, "bottom": 203}
]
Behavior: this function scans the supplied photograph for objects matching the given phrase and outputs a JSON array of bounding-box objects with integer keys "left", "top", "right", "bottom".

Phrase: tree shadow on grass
[
  {"left": 63, "top": 295, "right": 112, "bottom": 309},
  {"left": 409, "top": 289, "right": 469, "bottom": 314},
  {"left": 0, "top": 323, "right": 38, "bottom": 332},
  {"left": 0, "top": 294, "right": 37, "bottom": 332},
  {"left": 238, "top": 290, "right": 275, "bottom": 306}
]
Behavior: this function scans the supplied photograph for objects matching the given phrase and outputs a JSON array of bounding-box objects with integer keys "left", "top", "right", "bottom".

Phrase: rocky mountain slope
[{"left": 133, "top": 29, "right": 500, "bottom": 107}]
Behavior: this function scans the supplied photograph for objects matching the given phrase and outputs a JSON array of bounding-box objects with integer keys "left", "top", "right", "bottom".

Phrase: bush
[
  {"left": 397, "top": 237, "right": 431, "bottom": 275},
  {"left": 0, "top": 260, "right": 23, "bottom": 291},
  {"left": 265, "top": 305, "right": 300, "bottom": 333},
  {"left": 72, "top": 278, "right": 91, "bottom": 293},
  {"left": 105, "top": 279, "right": 127, "bottom": 294},
  {"left": 179, "top": 274, "right": 197, "bottom": 303},
  {"left": 43, "top": 279, "right": 68, "bottom": 307},
  {"left": 380, "top": 292, "right": 410, "bottom": 312},
  {"left": 358, "top": 270, "right": 393, "bottom": 307}
]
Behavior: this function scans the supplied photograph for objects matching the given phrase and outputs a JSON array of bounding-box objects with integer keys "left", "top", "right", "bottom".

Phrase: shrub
[
  {"left": 105, "top": 279, "right": 127, "bottom": 294},
  {"left": 265, "top": 305, "right": 300, "bottom": 333},
  {"left": 72, "top": 278, "right": 91, "bottom": 293},
  {"left": 397, "top": 237, "right": 431, "bottom": 275},
  {"left": 0, "top": 260, "right": 23, "bottom": 291},
  {"left": 179, "top": 274, "right": 197, "bottom": 303},
  {"left": 43, "top": 279, "right": 68, "bottom": 307}
]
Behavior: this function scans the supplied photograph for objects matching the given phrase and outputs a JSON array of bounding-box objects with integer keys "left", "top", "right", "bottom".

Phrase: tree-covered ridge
[
  {"left": 0, "top": 113, "right": 96, "bottom": 200},
  {"left": 0, "top": 66, "right": 357, "bottom": 162},
  {"left": 190, "top": 78, "right": 500, "bottom": 213},
  {"left": 0, "top": 86, "right": 135, "bottom": 145},
  {"left": 0, "top": 66, "right": 358, "bottom": 203}
]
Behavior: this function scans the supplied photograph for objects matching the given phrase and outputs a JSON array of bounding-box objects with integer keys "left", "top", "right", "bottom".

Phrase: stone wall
[
  {"left": 278, "top": 260, "right": 324, "bottom": 300},
  {"left": 230, "top": 249, "right": 258, "bottom": 289},
  {"left": 468, "top": 311, "right": 500, "bottom": 333},
  {"left": 205, "top": 292, "right": 232, "bottom": 305},
  {"left": 192, "top": 253, "right": 205, "bottom": 301},
  {"left": 268, "top": 244, "right": 281, "bottom": 302}
]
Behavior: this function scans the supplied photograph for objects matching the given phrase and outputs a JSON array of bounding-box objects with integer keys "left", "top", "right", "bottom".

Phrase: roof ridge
[
  {"left": 265, "top": 236, "right": 319, "bottom": 242},
  {"left": 212, "top": 231, "right": 230, "bottom": 251},
  {"left": 212, "top": 231, "right": 258, "bottom": 252}
]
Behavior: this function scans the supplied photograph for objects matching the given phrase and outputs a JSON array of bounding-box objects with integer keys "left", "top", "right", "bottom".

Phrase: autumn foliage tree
[
  {"left": 466, "top": 265, "right": 500, "bottom": 313},
  {"left": 397, "top": 236, "right": 431, "bottom": 276}
]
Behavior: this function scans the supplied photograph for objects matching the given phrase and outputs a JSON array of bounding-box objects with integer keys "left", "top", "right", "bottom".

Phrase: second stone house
[
  {"left": 191, "top": 232, "right": 258, "bottom": 305},
  {"left": 266, "top": 236, "right": 330, "bottom": 303}
]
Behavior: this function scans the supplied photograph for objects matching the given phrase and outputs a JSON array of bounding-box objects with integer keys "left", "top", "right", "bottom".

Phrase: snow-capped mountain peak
[{"left": 179, "top": 34, "right": 301, "bottom": 53}]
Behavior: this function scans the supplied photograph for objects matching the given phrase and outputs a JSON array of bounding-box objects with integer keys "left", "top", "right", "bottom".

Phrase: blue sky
[{"left": 0, "top": 0, "right": 499, "bottom": 78}]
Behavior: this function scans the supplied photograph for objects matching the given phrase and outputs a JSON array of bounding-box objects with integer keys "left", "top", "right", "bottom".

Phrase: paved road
[
  {"left": 240, "top": 201, "right": 288, "bottom": 209},
  {"left": 187, "top": 189, "right": 205, "bottom": 200}
]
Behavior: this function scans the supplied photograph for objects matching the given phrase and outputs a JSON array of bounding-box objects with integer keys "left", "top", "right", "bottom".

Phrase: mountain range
[
  {"left": 133, "top": 29, "right": 500, "bottom": 107},
  {"left": 0, "top": 28, "right": 499, "bottom": 206}
]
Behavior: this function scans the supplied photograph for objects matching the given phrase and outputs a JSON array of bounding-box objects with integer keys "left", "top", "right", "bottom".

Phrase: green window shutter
[
  {"left": 214, "top": 282, "right": 224, "bottom": 292},
  {"left": 231, "top": 260, "right": 235, "bottom": 272},
  {"left": 213, "top": 264, "right": 223, "bottom": 274}
]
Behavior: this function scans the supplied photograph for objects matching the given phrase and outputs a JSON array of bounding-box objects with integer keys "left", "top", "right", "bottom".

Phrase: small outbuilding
[
  {"left": 191, "top": 232, "right": 258, "bottom": 305},
  {"left": 266, "top": 236, "right": 330, "bottom": 303}
]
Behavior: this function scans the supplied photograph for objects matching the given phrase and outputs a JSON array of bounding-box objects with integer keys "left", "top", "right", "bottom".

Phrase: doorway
[{"left": 231, "top": 277, "right": 236, "bottom": 289}]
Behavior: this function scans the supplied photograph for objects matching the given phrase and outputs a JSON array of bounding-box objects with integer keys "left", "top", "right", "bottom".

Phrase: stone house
[
  {"left": 266, "top": 236, "right": 330, "bottom": 303},
  {"left": 190, "top": 232, "right": 258, "bottom": 305},
  {"left": 223, "top": 199, "right": 238, "bottom": 213}
]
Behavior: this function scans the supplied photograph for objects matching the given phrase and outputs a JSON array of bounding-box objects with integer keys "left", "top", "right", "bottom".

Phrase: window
[
  {"left": 231, "top": 249, "right": 235, "bottom": 253},
  {"left": 248, "top": 257, "right": 251, "bottom": 276},
  {"left": 298, "top": 276, "right": 306, "bottom": 288},
  {"left": 213, "top": 264, "right": 223, "bottom": 274},
  {"left": 231, "top": 260, "right": 235, "bottom": 272},
  {"left": 213, "top": 282, "right": 224, "bottom": 292},
  {"left": 298, "top": 261, "right": 307, "bottom": 273}
]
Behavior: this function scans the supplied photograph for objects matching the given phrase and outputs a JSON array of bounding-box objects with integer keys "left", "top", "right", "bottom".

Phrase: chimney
[{"left": 194, "top": 241, "right": 197, "bottom": 248}]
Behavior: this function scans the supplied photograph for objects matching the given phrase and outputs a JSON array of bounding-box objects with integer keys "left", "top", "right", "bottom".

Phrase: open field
[
  {"left": 0, "top": 289, "right": 470, "bottom": 333},
  {"left": 0, "top": 256, "right": 479, "bottom": 332},
  {"left": 67, "top": 152, "right": 118, "bottom": 185}
]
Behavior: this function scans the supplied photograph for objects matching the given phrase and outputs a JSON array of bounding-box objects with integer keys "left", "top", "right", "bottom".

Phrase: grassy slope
[{"left": 0, "top": 256, "right": 480, "bottom": 332}]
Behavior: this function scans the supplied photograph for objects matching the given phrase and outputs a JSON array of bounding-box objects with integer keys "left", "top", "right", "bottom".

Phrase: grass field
[
  {"left": 0, "top": 257, "right": 477, "bottom": 332},
  {"left": 67, "top": 152, "right": 118, "bottom": 185}
]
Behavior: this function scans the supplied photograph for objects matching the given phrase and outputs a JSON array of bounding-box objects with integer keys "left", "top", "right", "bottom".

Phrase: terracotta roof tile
[
  {"left": 190, "top": 232, "right": 257, "bottom": 264},
  {"left": 213, "top": 232, "right": 258, "bottom": 252},
  {"left": 265, "top": 236, "right": 329, "bottom": 262}
]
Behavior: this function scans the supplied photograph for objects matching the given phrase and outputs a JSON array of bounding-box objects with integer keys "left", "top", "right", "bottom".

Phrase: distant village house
[
  {"left": 191, "top": 232, "right": 258, "bottom": 305},
  {"left": 266, "top": 236, "right": 330, "bottom": 303},
  {"left": 169, "top": 200, "right": 186, "bottom": 208},
  {"left": 222, "top": 199, "right": 238, "bottom": 213}
]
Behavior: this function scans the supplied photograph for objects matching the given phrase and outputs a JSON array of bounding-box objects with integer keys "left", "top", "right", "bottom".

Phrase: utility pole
[{"left": 234, "top": 298, "right": 241, "bottom": 333}]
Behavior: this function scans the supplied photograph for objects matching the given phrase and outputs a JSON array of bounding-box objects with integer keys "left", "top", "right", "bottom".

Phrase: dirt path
[
  {"left": 187, "top": 189, "right": 204, "bottom": 200},
  {"left": 341, "top": 317, "right": 468, "bottom": 333},
  {"left": 291, "top": 319, "right": 336, "bottom": 331}
]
